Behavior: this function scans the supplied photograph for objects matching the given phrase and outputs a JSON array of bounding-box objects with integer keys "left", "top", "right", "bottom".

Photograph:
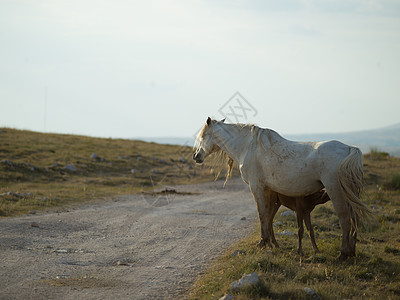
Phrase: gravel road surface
[{"left": 0, "top": 178, "right": 256, "bottom": 299}]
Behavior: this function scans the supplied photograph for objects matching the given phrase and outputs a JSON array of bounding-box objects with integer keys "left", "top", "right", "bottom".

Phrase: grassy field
[
  {"left": 0, "top": 128, "right": 218, "bottom": 217},
  {"left": 190, "top": 151, "right": 400, "bottom": 299},
  {"left": 2, "top": 128, "right": 400, "bottom": 299}
]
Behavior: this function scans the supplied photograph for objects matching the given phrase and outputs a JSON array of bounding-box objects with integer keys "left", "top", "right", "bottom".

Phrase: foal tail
[{"left": 338, "top": 147, "right": 374, "bottom": 225}]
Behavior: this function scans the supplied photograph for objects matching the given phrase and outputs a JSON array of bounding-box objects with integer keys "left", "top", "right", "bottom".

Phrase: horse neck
[{"left": 213, "top": 124, "right": 253, "bottom": 165}]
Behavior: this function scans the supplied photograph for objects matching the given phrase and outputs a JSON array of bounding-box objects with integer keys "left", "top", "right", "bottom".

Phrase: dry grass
[
  {"left": 190, "top": 154, "right": 400, "bottom": 299},
  {"left": 41, "top": 275, "right": 120, "bottom": 289},
  {"left": 0, "top": 128, "right": 219, "bottom": 217}
]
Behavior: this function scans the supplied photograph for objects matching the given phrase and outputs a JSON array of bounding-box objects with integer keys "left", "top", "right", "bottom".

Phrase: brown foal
[{"left": 266, "top": 189, "right": 330, "bottom": 255}]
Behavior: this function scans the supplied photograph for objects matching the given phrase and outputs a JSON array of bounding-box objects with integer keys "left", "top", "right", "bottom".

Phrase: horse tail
[{"left": 338, "top": 147, "right": 374, "bottom": 227}]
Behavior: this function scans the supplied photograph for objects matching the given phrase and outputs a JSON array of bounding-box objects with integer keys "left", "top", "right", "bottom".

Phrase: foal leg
[
  {"left": 304, "top": 213, "right": 319, "bottom": 253},
  {"left": 250, "top": 183, "right": 271, "bottom": 248}
]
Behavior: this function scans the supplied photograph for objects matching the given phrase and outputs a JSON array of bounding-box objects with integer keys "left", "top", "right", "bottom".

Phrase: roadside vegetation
[
  {"left": 190, "top": 151, "right": 400, "bottom": 299},
  {"left": 0, "top": 128, "right": 218, "bottom": 217}
]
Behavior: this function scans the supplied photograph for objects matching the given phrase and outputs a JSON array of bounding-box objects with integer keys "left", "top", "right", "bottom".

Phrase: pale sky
[{"left": 1, "top": 0, "right": 399, "bottom": 139}]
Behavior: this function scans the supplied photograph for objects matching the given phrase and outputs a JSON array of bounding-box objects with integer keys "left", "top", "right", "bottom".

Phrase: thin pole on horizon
[{"left": 44, "top": 87, "right": 47, "bottom": 132}]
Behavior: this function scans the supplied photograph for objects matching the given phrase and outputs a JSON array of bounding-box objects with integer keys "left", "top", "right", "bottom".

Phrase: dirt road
[{"left": 0, "top": 178, "right": 256, "bottom": 299}]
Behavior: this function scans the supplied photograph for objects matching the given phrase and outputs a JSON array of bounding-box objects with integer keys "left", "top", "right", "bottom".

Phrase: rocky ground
[{"left": 0, "top": 178, "right": 256, "bottom": 300}]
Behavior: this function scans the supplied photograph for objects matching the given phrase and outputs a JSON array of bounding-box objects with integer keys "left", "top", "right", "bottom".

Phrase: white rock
[
  {"left": 219, "top": 294, "right": 234, "bottom": 300},
  {"left": 281, "top": 210, "right": 295, "bottom": 217},
  {"left": 54, "top": 249, "right": 68, "bottom": 253},
  {"left": 229, "top": 272, "right": 262, "bottom": 293},
  {"left": 64, "top": 164, "right": 77, "bottom": 172},
  {"left": 276, "top": 230, "right": 296, "bottom": 236},
  {"left": 304, "top": 287, "right": 320, "bottom": 299}
]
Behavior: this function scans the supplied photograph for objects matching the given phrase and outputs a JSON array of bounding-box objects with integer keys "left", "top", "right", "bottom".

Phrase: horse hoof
[
  {"left": 257, "top": 240, "right": 266, "bottom": 249},
  {"left": 257, "top": 239, "right": 273, "bottom": 249},
  {"left": 338, "top": 252, "right": 355, "bottom": 261}
]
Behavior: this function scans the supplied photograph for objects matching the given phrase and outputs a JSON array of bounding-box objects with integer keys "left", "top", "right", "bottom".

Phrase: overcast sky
[{"left": 1, "top": 0, "right": 399, "bottom": 139}]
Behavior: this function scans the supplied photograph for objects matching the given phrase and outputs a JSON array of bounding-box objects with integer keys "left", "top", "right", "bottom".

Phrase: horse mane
[
  {"left": 229, "top": 122, "right": 258, "bottom": 132},
  {"left": 228, "top": 122, "right": 281, "bottom": 141},
  {"left": 209, "top": 147, "right": 237, "bottom": 186},
  {"left": 193, "top": 123, "right": 206, "bottom": 150},
  {"left": 213, "top": 123, "right": 283, "bottom": 185},
  {"left": 210, "top": 122, "right": 260, "bottom": 185}
]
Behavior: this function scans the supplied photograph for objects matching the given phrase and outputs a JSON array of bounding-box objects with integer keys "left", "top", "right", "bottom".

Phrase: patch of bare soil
[{"left": 0, "top": 178, "right": 256, "bottom": 299}]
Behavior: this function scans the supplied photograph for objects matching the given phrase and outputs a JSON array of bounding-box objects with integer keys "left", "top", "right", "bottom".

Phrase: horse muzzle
[{"left": 193, "top": 151, "right": 204, "bottom": 164}]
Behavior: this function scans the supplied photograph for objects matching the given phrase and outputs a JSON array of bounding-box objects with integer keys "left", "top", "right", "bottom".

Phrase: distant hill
[
  {"left": 136, "top": 122, "right": 400, "bottom": 156},
  {"left": 137, "top": 137, "right": 196, "bottom": 147},
  {"left": 284, "top": 123, "right": 400, "bottom": 156}
]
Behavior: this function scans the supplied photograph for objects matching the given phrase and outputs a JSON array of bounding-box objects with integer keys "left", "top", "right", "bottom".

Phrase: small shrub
[
  {"left": 296, "top": 269, "right": 326, "bottom": 284},
  {"left": 371, "top": 147, "right": 390, "bottom": 156},
  {"left": 378, "top": 214, "right": 400, "bottom": 224},
  {"left": 356, "top": 272, "right": 375, "bottom": 281},
  {"left": 368, "top": 147, "right": 389, "bottom": 160},
  {"left": 386, "top": 173, "right": 400, "bottom": 190},
  {"left": 384, "top": 246, "right": 400, "bottom": 255},
  {"left": 367, "top": 255, "right": 383, "bottom": 266},
  {"left": 232, "top": 280, "right": 269, "bottom": 298}
]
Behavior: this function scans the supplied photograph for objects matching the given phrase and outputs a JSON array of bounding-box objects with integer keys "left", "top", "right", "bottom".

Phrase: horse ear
[
  {"left": 206, "top": 117, "right": 211, "bottom": 125},
  {"left": 221, "top": 118, "right": 226, "bottom": 123}
]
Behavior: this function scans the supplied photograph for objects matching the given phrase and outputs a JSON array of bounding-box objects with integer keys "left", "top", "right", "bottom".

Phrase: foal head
[{"left": 193, "top": 117, "right": 223, "bottom": 164}]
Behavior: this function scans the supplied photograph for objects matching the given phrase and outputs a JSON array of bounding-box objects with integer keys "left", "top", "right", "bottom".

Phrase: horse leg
[
  {"left": 324, "top": 182, "right": 356, "bottom": 259},
  {"left": 266, "top": 189, "right": 280, "bottom": 248},
  {"left": 304, "top": 213, "right": 319, "bottom": 253},
  {"left": 295, "top": 210, "right": 304, "bottom": 256},
  {"left": 250, "top": 183, "right": 272, "bottom": 248}
]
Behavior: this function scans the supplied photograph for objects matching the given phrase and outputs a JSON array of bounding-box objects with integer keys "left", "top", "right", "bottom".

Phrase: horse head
[{"left": 193, "top": 117, "right": 224, "bottom": 163}]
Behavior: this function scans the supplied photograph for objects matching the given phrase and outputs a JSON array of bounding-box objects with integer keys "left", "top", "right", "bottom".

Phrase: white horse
[{"left": 193, "top": 117, "right": 372, "bottom": 260}]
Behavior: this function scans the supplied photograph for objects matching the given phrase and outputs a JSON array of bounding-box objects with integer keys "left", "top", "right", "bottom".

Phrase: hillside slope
[{"left": 0, "top": 128, "right": 220, "bottom": 216}]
